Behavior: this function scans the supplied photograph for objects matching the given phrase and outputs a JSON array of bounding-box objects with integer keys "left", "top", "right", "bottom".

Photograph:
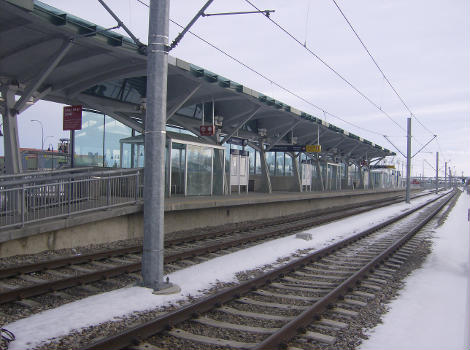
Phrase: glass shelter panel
[
  {"left": 187, "top": 145, "right": 212, "bottom": 196},
  {"left": 171, "top": 142, "right": 186, "bottom": 195},
  {"left": 74, "top": 111, "right": 104, "bottom": 167},
  {"left": 213, "top": 148, "right": 225, "bottom": 195},
  {"left": 104, "top": 116, "right": 131, "bottom": 167},
  {"left": 276, "top": 152, "right": 284, "bottom": 175}
]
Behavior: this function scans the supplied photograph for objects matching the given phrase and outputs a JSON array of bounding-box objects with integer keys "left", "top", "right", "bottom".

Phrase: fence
[{"left": 0, "top": 168, "right": 143, "bottom": 229}]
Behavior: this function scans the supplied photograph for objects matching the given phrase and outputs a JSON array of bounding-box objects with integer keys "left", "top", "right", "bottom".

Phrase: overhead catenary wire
[
  {"left": 135, "top": 0, "right": 387, "bottom": 137},
  {"left": 243, "top": 0, "right": 406, "bottom": 133},
  {"left": 329, "top": 0, "right": 438, "bottom": 138}
]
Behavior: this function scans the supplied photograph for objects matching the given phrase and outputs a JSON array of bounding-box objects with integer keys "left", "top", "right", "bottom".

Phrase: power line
[
  {"left": 243, "top": 0, "right": 405, "bottom": 133},
  {"left": 329, "top": 0, "right": 437, "bottom": 138},
  {"left": 135, "top": 0, "right": 387, "bottom": 137}
]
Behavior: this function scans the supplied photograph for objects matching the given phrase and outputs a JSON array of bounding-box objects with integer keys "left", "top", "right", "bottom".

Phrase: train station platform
[{"left": 0, "top": 187, "right": 411, "bottom": 257}]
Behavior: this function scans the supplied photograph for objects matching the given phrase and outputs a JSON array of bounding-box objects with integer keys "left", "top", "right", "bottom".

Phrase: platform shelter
[{"left": 1, "top": 0, "right": 395, "bottom": 197}]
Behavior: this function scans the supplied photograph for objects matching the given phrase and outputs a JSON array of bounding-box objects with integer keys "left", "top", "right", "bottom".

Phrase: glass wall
[
  {"left": 186, "top": 145, "right": 213, "bottom": 196},
  {"left": 104, "top": 116, "right": 132, "bottom": 167},
  {"left": 285, "top": 154, "right": 293, "bottom": 176},
  {"left": 74, "top": 111, "right": 104, "bottom": 166},
  {"left": 171, "top": 143, "right": 186, "bottom": 195},
  {"left": 74, "top": 110, "right": 132, "bottom": 167},
  {"left": 213, "top": 148, "right": 225, "bottom": 195}
]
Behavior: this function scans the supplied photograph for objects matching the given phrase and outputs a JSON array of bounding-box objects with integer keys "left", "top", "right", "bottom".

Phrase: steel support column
[
  {"left": 292, "top": 153, "right": 302, "bottom": 192},
  {"left": 259, "top": 147, "right": 272, "bottom": 193},
  {"left": 315, "top": 154, "right": 324, "bottom": 191},
  {"left": 435, "top": 152, "right": 439, "bottom": 194},
  {"left": 445, "top": 161, "right": 447, "bottom": 190},
  {"left": 142, "top": 0, "right": 170, "bottom": 291},
  {"left": 406, "top": 117, "right": 411, "bottom": 203},
  {"left": 1, "top": 87, "right": 22, "bottom": 174}
]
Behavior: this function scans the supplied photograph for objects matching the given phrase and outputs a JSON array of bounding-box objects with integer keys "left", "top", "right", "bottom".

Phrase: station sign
[
  {"left": 227, "top": 136, "right": 248, "bottom": 146},
  {"left": 306, "top": 144, "right": 321, "bottom": 153},
  {"left": 200, "top": 124, "right": 215, "bottom": 136},
  {"left": 371, "top": 165, "right": 396, "bottom": 169},
  {"left": 63, "top": 105, "right": 82, "bottom": 131},
  {"left": 269, "top": 145, "right": 306, "bottom": 152}
]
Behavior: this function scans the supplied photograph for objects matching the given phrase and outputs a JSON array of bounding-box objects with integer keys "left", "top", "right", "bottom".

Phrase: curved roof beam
[{"left": 63, "top": 64, "right": 146, "bottom": 98}]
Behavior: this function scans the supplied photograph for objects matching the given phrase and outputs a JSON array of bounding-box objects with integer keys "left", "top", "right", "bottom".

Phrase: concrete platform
[{"left": 0, "top": 188, "right": 411, "bottom": 257}]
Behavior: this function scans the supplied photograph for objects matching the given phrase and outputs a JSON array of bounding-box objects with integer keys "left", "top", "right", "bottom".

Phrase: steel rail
[
  {"left": 78, "top": 190, "right": 454, "bottom": 350},
  {"left": 254, "top": 190, "right": 457, "bottom": 349},
  {"left": 0, "top": 192, "right": 409, "bottom": 279},
  {"left": 0, "top": 191, "right": 434, "bottom": 304}
]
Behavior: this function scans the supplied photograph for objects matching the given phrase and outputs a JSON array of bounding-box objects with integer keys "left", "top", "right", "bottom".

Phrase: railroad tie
[
  {"left": 76, "top": 284, "right": 100, "bottom": 293},
  {"left": 168, "top": 328, "right": 257, "bottom": 349},
  {"left": 371, "top": 271, "right": 393, "bottom": 279},
  {"left": 294, "top": 271, "right": 343, "bottom": 281},
  {"left": 15, "top": 298, "right": 41, "bottom": 308},
  {"left": 360, "top": 283, "right": 382, "bottom": 291},
  {"left": 194, "top": 316, "right": 278, "bottom": 334},
  {"left": 331, "top": 307, "right": 359, "bottom": 317},
  {"left": 282, "top": 276, "right": 335, "bottom": 287},
  {"left": 376, "top": 266, "right": 397, "bottom": 273},
  {"left": 365, "top": 277, "right": 387, "bottom": 285},
  {"left": 317, "top": 318, "right": 348, "bottom": 329},
  {"left": 237, "top": 297, "right": 307, "bottom": 311},
  {"left": 217, "top": 306, "right": 293, "bottom": 321},
  {"left": 128, "top": 342, "right": 164, "bottom": 350},
  {"left": 0, "top": 281, "right": 15, "bottom": 291},
  {"left": 51, "top": 291, "right": 72, "bottom": 299},
  {"left": 352, "top": 290, "right": 375, "bottom": 299},
  {"left": 301, "top": 330, "right": 336, "bottom": 345},
  {"left": 302, "top": 267, "right": 351, "bottom": 275},
  {"left": 253, "top": 289, "right": 319, "bottom": 302},
  {"left": 89, "top": 261, "right": 119, "bottom": 269},
  {"left": 46, "top": 269, "right": 73, "bottom": 278},
  {"left": 272, "top": 282, "right": 329, "bottom": 293},
  {"left": 18, "top": 274, "right": 47, "bottom": 284},
  {"left": 68, "top": 265, "right": 96, "bottom": 273}
]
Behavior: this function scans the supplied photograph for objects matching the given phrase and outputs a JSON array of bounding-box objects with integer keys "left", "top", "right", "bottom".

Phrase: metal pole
[
  {"left": 449, "top": 166, "right": 452, "bottom": 188},
  {"left": 142, "top": 0, "right": 170, "bottom": 291},
  {"left": 70, "top": 130, "right": 75, "bottom": 168},
  {"left": 405, "top": 117, "right": 411, "bottom": 203},
  {"left": 31, "top": 119, "right": 44, "bottom": 151},
  {"left": 435, "top": 152, "right": 439, "bottom": 194},
  {"left": 445, "top": 161, "right": 447, "bottom": 189}
]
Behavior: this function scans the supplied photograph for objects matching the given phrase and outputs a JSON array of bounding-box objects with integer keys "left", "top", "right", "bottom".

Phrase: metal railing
[{"left": 0, "top": 168, "right": 143, "bottom": 229}]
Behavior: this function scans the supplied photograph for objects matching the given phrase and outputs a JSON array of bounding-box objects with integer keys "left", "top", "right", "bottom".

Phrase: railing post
[
  {"left": 21, "top": 185, "right": 25, "bottom": 227},
  {"left": 135, "top": 171, "right": 139, "bottom": 202},
  {"left": 107, "top": 177, "right": 111, "bottom": 206},
  {"left": 68, "top": 181, "right": 71, "bottom": 215}
]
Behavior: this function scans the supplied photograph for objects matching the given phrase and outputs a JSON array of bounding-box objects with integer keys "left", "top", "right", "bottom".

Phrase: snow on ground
[
  {"left": 359, "top": 189, "right": 470, "bottom": 350},
  {"left": 5, "top": 192, "right": 449, "bottom": 349}
]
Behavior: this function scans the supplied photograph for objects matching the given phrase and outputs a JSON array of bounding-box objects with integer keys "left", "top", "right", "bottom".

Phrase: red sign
[
  {"left": 200, "top": 124, "right": 215, "bottom": 136},
  {"left": 63, "top": 105, "right": 83, "bottom": 130}
]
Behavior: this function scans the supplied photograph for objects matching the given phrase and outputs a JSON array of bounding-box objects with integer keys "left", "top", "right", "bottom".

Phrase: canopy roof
[{"left": 0, "top": 0, "right": 394, "bottom": 162}]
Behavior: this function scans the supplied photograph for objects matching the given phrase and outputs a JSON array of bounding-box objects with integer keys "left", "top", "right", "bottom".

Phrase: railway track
[
  {"left": 0, "top": 191, "right": 429, "bottom": 317},
  {"left": 76, "top": 190, "right": 456, "bottom": 350}
]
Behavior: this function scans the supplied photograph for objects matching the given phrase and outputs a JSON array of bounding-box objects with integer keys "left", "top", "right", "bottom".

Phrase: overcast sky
[{"left": 4, "top": 0, "right": 469, "bottom": 177}]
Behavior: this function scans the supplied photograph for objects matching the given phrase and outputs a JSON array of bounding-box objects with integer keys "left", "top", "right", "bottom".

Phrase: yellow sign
[{"left": 306, "top": 144, "right": 321, "bottom": 153}]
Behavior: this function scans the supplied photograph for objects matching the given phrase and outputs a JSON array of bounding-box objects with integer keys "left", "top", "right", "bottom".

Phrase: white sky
[{"left": 4, "top": 0, "right": 469, "bottom": 177}]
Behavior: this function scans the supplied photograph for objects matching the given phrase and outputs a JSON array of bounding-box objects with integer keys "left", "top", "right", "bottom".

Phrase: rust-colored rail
[
  {"left": 79, "top": 190, "right": 453, "bottom": 350},
  {"left": 0, "top": 191, "right": 423, "bottom": 280},
  {"left": 0, "top": 191, "right": 430, "bottom": 305}
]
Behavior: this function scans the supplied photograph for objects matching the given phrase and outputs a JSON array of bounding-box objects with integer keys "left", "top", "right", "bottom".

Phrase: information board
[{"left": 63, "top": 105, "right": 82, "bottom": 131}]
